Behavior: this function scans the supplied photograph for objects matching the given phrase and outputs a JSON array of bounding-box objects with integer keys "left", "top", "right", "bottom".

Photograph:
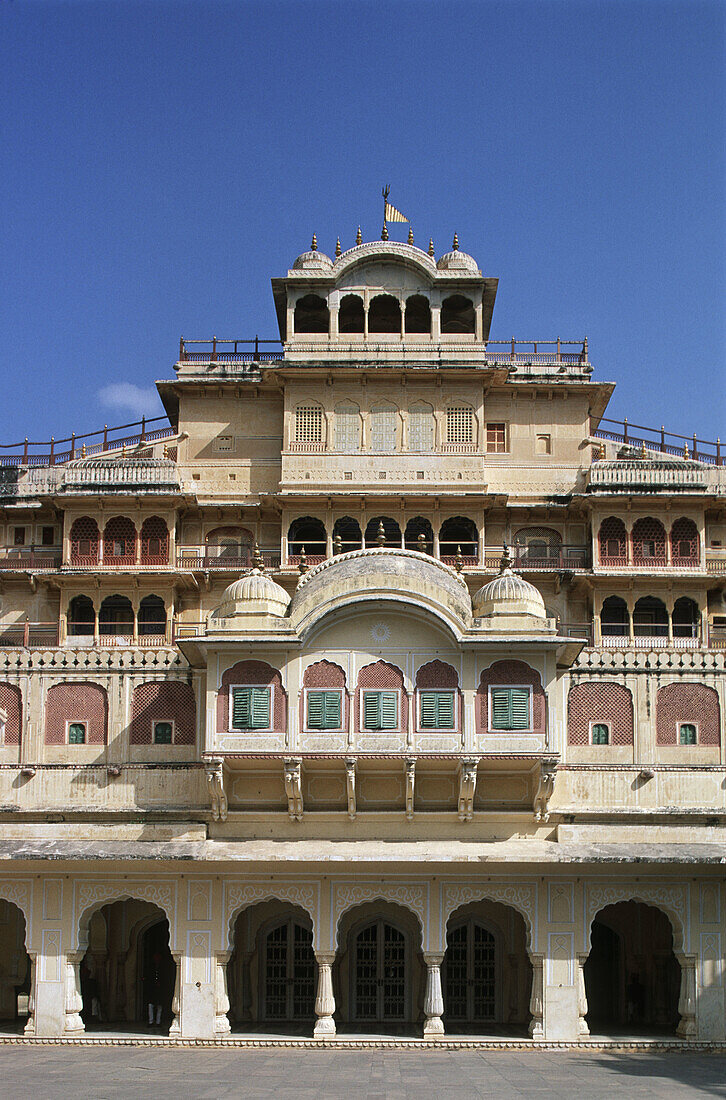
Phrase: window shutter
[
  {"left": 408, "top": 407, "right": 434, "bottom": 452},
  {"left": 509, "top": 688, "right": 530, "bottom": 730},
  {"left": 419, "top": 691, "right": 437, "bottom": 728},
  {"left": 68, "top": 722, "right": 86, "bottom": 744},
  {"left": 154, "top": 722, "right": 173, "bottom": 744},
  {"left": 323, "top": 691, "right": 342, "bottom": 729},
  {"left": 370, "top": 406, "right": 396, "bottom": 452},
  {"left": 363, "top": 692, "right": 381, "bottom": 730},
  {"left": 307, "top": 691, "right": 324, "bottom": 729},
  {"left": 491, "top": 688, "right": 510, "bottom": 729},
  {"left": 591, "top": 723, "right": 609, "bottom": 745},
  {"left": 335, "top": 407, "right": 360, "bottom": 452},
  {"left": 380, "top": 692, "right": 398, "bottom": 729},
  {"left": 679, "top": 723, "right": 697, "bottom": 745},
  {"left": 420, "top": 691, "right": 455, "bottom": 729},
  {"left": 232, "top": 688, "right": 251, "bottom": 730},
  {"left": 251, "top": 687, "right": 270, "bottom": 729},
  {"left": 436, "top": 691, "right": 455, "bottom": 729}
]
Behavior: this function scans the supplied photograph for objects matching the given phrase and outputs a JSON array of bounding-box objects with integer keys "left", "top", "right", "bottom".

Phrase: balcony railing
[
  {"left": 599, "top": 553, "right": 701, "bottom": 571},
  {"left": 706, "top": 550, "right": 726, "bottom": 575},
  {"left": 0, "top": 546, "right": 62, "bottom": 570},
  {"left": 0, "top": 622, "right": 60, "bottom": 646},
  {"left": 176, "top": 548, "right": 282, "bottom": 570},
  {"left": 592, "top": 417, "right": 723, "bottom": 465},
  {"left": 178, "top": 337, "right": 284, "bottom": 364},
  {"left": 0, "top": 416, "right": 175, "bottom": 469}
]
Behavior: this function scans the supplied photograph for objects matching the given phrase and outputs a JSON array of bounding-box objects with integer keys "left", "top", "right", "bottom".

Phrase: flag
[{"left": 385, "top": 202, "right": 409, "bottom": 223}]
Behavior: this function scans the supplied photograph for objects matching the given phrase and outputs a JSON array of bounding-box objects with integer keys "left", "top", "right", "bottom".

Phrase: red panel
[
  {"left": 0, "top": 683, "right": 22, "bottom": 746},
  {"left": 476, "top": 659, "right": 546, "bottom": 734},
  {"left": 130, "top": 681, "right": 196, "bottom": 745},
  {"left": 567, "top": 682, "right": 634, "bottom": 745},
  {"left": 355, "top": 660, "right": 408, "bottom": 735},
  {"left": 45, "top": 682, "right": 107, "bottom": 744},
  {"left": 217, "top": 659, "right": 286, "bottom": 734},
  {"left": 656, "top": 683, "right": 720, "bottom": 746}
]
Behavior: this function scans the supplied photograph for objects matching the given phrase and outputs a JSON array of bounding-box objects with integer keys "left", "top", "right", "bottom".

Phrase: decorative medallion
[{"left": 370, "top": 622, "right": 391, "bottom": 644}]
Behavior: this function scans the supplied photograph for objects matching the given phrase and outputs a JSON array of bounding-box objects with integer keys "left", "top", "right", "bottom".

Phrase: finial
[
  {"left": 455, "top": 545, "right": 463, "bottom": 573},
  {"left": 499, "top": 541, "right": 513, "bottom": 573},
  {"left": 122, "top": 443, "right": 127, "bottom": 457},
  {"left": 428, "top": 238, "right": 435, "bottom": 257},
  {"left": 310, "top": 234, "right": 317, "bottom": 251},
  {"left": 356, "top": 225, "right": 362, "bottom": 245},
  {"left": 640, "top": 440, "right": 647, "bottom": 459},
  {"left": 81, "top": 443, "right": 87, "bottom": 458},
  {"left": 683, "top": 441, "right": 689, "bottom": 459},
  {"left": 298, "top": 546, "right": 308, "bottom": 574},
  {"left": 598, "top": 441, "right": 606, "bottom": 460},
  {"left": 407, "top": 226, "right": 414, "bottom": 245},
  {"left": 452, "top": 232, "right": 459, "bottom": 251},
  {"left": 417, "top": 532, "right": 428, "bottom": 554},
  {"left": 381, "top": 224, "right": 389, "bottom": 241},
  {"left": 333, "top": 533, "right": 342, "bottom": 555},
  {"left": 376, "top": 520, "right": 387, "bottom": 547},
  {"left": 252, "top": 542, "right": 264, "bottom": 569},
  {"left": 335, "top": 237, "right": 341, "bottom": 258}
]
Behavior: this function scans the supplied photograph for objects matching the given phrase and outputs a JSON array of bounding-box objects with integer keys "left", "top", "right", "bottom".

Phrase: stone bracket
[
  {"left": 533, "top": 756, "right": 559, "bottom": 822},
  {"left": 345, "top": 757, "right": 357, "bottom": 819},
  {"left": 205, "top": 756, "right": 228, "bottom": 823},
  {"left": 284, "top": 757, "right": 304, "bottom": 822},
  {"left": 457, "top": 757, "right": 479, "bottom": 822},
  {"left": 405, "top": 758, "right": 415, "bottom": 821}
]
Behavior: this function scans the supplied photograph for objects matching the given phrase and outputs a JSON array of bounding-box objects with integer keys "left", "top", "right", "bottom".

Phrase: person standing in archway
[{"left": 145, "top": 951, "right": 164, "bottom": 1029}]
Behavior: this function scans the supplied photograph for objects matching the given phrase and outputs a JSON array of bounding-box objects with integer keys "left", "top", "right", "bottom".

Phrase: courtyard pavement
[{"left": 0, "top": 1047, "right": 724, "bottom": 1098}]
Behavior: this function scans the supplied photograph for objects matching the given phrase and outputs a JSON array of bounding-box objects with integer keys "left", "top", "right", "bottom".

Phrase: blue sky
[{"left": 2, "top": 0, "right": 724, "bottom": 445}]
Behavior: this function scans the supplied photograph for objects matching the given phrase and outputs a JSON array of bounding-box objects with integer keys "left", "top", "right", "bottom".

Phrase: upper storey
[{"left": 271, "top": 234, "right": 499, "bottom": 364}]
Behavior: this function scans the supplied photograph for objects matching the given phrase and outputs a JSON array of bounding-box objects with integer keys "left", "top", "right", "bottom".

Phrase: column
[
  {"left": 576, "top": 955, "right": 590, "bottom": 1036},
  {"left": 422, "top": 953, "right": 445, "bottom": 1037},
  {"left": 64, "top": 952, "right": 85, "bottom": 1034},
  {"left": 593, "top": 611, "right": 602, "bottom": 646},
  {"left": 329, "top": 303, "right": 339, "bottom": 340},
  {"left": 431, "top": 303, "right": 441, "bottom": 342},
  {"left": 169, "top": 952, "right": 181, "bottom": 1035},
  {"left": 676, "top": 954, "right": 697, "bottom": 1039},
  {"left": 313, "top": 952, "right": 336, "bottom": 1037},
  {"left": 528, "top": 953, "right": 544, "bottom": 1039},
  {"left": 23, "top": 955, "right": 36, "bottom": 1035},
  {"left": 626, "top": 594, "right": 635, "bottom": 646},
  {"left": 667, "top": 594, "right": 674, "bottom": 645},
  {"left": 215, "top": 951, "right": 232, "bottom": 1035}
]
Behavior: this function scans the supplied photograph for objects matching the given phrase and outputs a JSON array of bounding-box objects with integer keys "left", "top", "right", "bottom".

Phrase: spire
[
  {"left": 252, "top": 542, "right": 264, "bottom": 570},
  {"left": 356, "top": 225, "right": 362, "bottom": 245},
  {"left": 407, "top": 226, "right": 414, "bottom": 245},
  {"left": 455, "top": 546, "right": 463, "bottom": 573},
  {"left": 376, "top": 520, "right": 387, "bottom": 546},
  {"left": 310, "top": 234, "right": 317, "bottom": 251},
  {"left": 452, "top": 232, "right": 459, "bottom": 251},
  {"left": 335, "top": 237, "right": 342, "bottom": 258},
  {"left": 428, "top": 238, "right": 435, "bottom": 257},
  {"left": 499, "top": 541, "right": 513, "bottom": 574},
  {"left": 381, "top": 224, "right": 389, "bottom": 241},
  {"left": 298, "top": 546, "right": 308, "bottom": 574}
]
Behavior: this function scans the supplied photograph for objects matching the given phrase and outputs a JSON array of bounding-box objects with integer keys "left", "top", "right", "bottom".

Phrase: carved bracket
[
  {"left": 345, "top": 757, "right": 357, "bottom": 820},
  {"left": 457, "top": 757, "right": 479, "bottom": 822},
  {"left": 284, "top": 757, "right": 303, "bottom": 821},
  {"left": 405, "top": 758, "right": 415, "bottom": 821},
  {"left": 533, "top": 756, "right": 558, "bottom": 822},
  {"left": 205, "top": 756, "right": 228, "bottom": 822}
]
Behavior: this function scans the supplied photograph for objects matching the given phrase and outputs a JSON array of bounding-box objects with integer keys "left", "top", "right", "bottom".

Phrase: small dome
[
  {"left": 214, "top": 569, "right": 290, "bottom": 619},
  {"left": 473, "top": 548, "right": 546, "bottom": 620},
  {"left": 437, "top": 249, "right": 480, "bottom": 273},
  {"left": 292, "top": 250, "right": 333, "bottom": 271}
]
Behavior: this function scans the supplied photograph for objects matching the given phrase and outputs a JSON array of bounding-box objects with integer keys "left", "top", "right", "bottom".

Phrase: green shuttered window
[
  {"left": 232, "top": 686, "right": 271, "bottom": 730},
  {"left": 490, "top": 687, "right": 530, "bottom": 730},
  {"left": 591, "top": 723, "right": 609, "bottom": 745},
  {"left": 679, "top": 723, "right": 697, "bottom": 745},
  {"left": 419, "top": 690, "right": 455, "bottom": 729},
  {"left": 362, "top": 690, "right": 398, "bottom": 730},
  {"left": 153, "top": 721, "right": 173, "bottom": 744},
  {"left": 68, "top": 722, "right": 86, "bottom": 744},
  {"left": 306, "top": 690, "right": 343, "bottom": 730}
]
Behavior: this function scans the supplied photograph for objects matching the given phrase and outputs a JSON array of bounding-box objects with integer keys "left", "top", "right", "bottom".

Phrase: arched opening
[
  {"left": 103, "top": 517, "right": 137, "bottom": 566},
  {"left": 333, "top": 516, "right": 362, "bottom": 553},
  {"left": 335, "top": 901, "right": 424, "bottom": 1034},
  {"left": 404, "top": 294, "right": 431, "bottom": 334},
  {"left": 404, "top": 516, "right": 434, "bottom": 554},
  {"left": 584, "top": 902, "right": 680, "bottom": 1035},
  {"left": 632, "top": 518, "right": 667, "bottom": 566},
  {"left": 364, "top": 516, "right": 402, "bottom": 548},
  {"left": 599, "top": 517, "right": 628, "bottom": 565},
  {"left": 137, "top": 595, "right": 166, "bottom": 639},
  {"left": 514, "top": 527, "right": 562, "bottom": 567},
  {"left": 70, "top": 517, "right": 100, "bottom": 565},
  {"left": 633, "top": 596, "right": 668, "bottom": 638},
  {"left": 441, "top": 295, "right": 475, "bottom": 335},
  {"left": 671, "top": 518, "right": 699, "bottom": 566},
  {"left": 294, "top": 294, "right": 329, "bottom": 335},
  {"left": 68, "top": 595, "right": 96, "bottom": 636},
  {"left": 227, "top": 901, "right": 316, "bottom": 1035},
  {"left": 439, "top": 516, "right": 478, "bottom": 564},
  {"left": 205, "top": 526, "right": 254, "bottom": 568},
  {"left": 601, "top": 595, "right": 629, "bottom": 638},
  {"left": 0, "top": 900, "right": 31, "bottom": 1034},
  {"left": 98, "top": 594, "right": 134, "bottom": 638},
  {"left": 672, "top": 596, "right": 699, "bottom": 640},
  {"left": 288, "top": 517, "right": 327, "bottom": 564},
  {"left": 79, "top": 899, "right": 175, "bottom": 1034},
  {"left": 338, "top": 294, "right": 364, "bottom": 334},
  {"left": 368, "top": 294, "right": 401, "bottom": 334},
  {"left": 443, "top": 900, "right": 532, "bottom": 1036},
  {"left": 140, "top": 517, "right": 169, "bottom": 565}
]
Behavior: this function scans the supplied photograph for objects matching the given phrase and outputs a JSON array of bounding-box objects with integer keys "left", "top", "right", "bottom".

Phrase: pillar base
[
  {"left": 423, "top": 1017, "right": 445, "bottom": 1036},
  {"left": 313, "top": 1015, "right": 336, "bottom": 1037}
]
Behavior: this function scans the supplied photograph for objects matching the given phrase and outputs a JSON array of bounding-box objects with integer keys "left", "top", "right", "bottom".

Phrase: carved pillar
[
  {"left": 422, "top": 953, "right": 445, "bottom": 1036},
  {"left": 676, "top": 954, "right": 697, "bottom": 1039},
  {"left": 528, "top": 953, "right": 544, "bottom": 1039},
  {"left": 64, "top": 952, "right": 85, "bottom": 1034},
  {"left": 215, "top": 951, "right": 232, "bottom": 1034},
  {"left": 313, "top": 952, "right": 336, "bottom": 1037},
  {"left": 23, "top": 954, "right": 36, "bottom": 1035},
  {"left": 168, "top": 953, "right": 181, "bottom": 1035},
  {"left": 576, "top": 954, "right": 590, "bottom": 1036}
]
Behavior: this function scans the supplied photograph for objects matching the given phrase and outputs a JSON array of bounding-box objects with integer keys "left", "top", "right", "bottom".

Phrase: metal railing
[
  {"left": 0, "top": 546, "right": 62, "bottom": 570},
  {"left": 0, "top": 416, "right": 175, "bottom": 468},
  {"left": 176, "top": 548, "right": 282, "bottom": 570},
  {"left": 706, "top": 550, "right": 726, "bottom": 575},
  {"left": 592, "top": 417, "right": 723, "bottom": 465},
  {"left": 483, "top": 338, "right": 589, "bottom": 365},
  {"left": 179, "top": 337, "right": 283, "bottom": 364}
]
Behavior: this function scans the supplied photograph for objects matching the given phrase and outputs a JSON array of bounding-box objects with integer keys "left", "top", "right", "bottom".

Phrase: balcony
[
  {"left": 706, "top": 549, "right": 726, "bottom": 575},
  {"left": 0, "top": 416, "right": 176, "bottom": 471},
  {"left": 0, "top": 622, "right": 172, "bottom": 648},
  {"left": 176, "top": 547, "right": 282, "bottom": 571},
  {"left": 0, "top": 546, "right": 62, "bottom": 570}
]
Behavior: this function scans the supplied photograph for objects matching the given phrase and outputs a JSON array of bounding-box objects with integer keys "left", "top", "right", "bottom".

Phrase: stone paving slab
[{"left": 0, "top": 1048, "right": 724, "bottom": 1099}]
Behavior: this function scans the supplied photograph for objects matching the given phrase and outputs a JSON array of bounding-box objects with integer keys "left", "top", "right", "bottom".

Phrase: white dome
[
  {"left": 437, "top": 249, "right": 480, "bottom": 273},
  {"left": 213, "top": 569, "right": 290, "bottom": 619},
  {"left": 292, "top": 250, "right": 333, "bottom": 271},
  {"left": 473, "top": 550, "right": 546, "bottom": 620}
]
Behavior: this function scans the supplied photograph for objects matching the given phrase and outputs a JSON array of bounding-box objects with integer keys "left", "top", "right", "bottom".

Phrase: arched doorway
[
  {"left": 584, "top": 901, "right": 681, "bottom": 1035},
  {"left": 443, "top": 900, "right": 532, "bottom": 1035},
  {"left": 79, "top": 899, "right": 175, "bottom": 1034},
  {"left": 0, "top": 900, "right": 31, "bottom": 1034},
  {"left": 335, "top": 901, "right": 424, "bottom": 1035},
  {"left": 227, "top": 901, "right": 316, "bottom": 1034}
]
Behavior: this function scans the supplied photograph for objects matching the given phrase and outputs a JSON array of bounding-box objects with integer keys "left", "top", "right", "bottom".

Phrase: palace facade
[{"left": 0, "top": 230, "right": 724, "bottom": 1044}]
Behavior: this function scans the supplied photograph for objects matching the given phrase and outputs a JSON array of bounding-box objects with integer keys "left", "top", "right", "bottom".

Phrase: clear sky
[{"left": 2, "top": 0, "right": 724, "bottom": 446}]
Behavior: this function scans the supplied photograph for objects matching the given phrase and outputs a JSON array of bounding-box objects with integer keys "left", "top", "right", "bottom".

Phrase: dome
[
  {"left": 473, "top": 548, "right": 547, "bottom": 620},
  {"left": 213, "top": 569, "right": 291, "bottom": 619},
  {"left": 437, "top": 249, "right": 480, "bottom": 273},
  {"left": 292, "top": 236, "right": 334, "bottom": 271}
]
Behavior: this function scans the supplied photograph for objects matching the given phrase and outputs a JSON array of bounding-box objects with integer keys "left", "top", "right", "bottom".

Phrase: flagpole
[{"left": 382, "top": 185, "right": 390, "bottom": 240}]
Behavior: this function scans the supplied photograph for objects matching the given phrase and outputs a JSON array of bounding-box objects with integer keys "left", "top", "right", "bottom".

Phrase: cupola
[
  {"left": 473, "top": 546, "right": 548, "bottom": 625},
  {"left": 211, "top": 569, "right": 291, "bottom": 621}
]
